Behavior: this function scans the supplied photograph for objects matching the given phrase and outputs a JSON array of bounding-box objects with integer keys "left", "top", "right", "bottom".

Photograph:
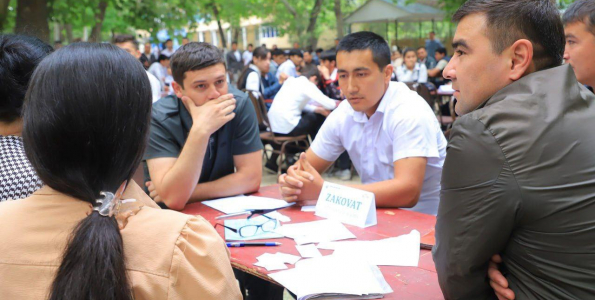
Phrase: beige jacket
[{"left": 0, "top": 181, "right": 242, "bottom": 300}]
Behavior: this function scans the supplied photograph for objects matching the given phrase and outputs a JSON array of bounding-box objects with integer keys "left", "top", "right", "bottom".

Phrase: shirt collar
[{"left": 249, "top": 64, "right": 261, "bottom": 77}]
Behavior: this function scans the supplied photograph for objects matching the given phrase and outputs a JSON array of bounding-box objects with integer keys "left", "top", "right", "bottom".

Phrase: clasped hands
[{"left": 278, "top": 153, "right": 324, "bottom": 206}]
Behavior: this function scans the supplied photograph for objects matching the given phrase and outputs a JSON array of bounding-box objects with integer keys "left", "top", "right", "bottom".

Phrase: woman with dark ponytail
[{"left": 0, "top": 43, "right": 241, "bottom": 300}]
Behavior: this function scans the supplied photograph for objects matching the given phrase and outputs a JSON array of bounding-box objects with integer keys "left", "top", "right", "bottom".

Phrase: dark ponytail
[
  {"left": 22, "top": 43, "right": 152, "bottom": 300},
  {"left": 238, "top": 46, "right": 269, "bottom": 90}
]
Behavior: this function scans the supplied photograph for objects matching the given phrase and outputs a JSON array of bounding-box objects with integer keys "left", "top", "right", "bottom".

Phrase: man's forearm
[
  {"left": 188, "top": 169, "right": 261, "bottom": 202},
  {"left": 159, "top": 129, "right": 209, "bottom": 209},
  {"left": 348, "top": 179, "right": 420, "bottom": 208}
]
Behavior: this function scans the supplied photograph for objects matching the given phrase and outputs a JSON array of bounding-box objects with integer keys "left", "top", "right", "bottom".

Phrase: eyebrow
[
  {"left": 337, "top": 67, "right": 371, "bottom": 73},
  {"left": 565, "top": 33, "right": 577, "bottom": 39},
  {"left": 192, "top": 75, "right": 225, "bottom": 84},
  {"left": 452, "top": 39, "right": 470, "bottom": 50}
]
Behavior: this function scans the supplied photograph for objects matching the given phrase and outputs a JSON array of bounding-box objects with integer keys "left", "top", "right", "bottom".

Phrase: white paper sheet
[
  {"left": 268, "top": 255, "right": 392, "bottom": 299},
  {"left": 275, "top": 220, "right": 356, "bottom": 245},
  {"left": 254, "top": 252, "right": 301, "bottom": 271},
  {"left": 202, "top": 195, "right": 292, "bottom": 214},
  {"left": 300, "top": 205, "right": 317, "bottom": 212},
  {"left": 296, "top": 244, "right": 322, "bottom": 258},
  {"left": 331, "top": 230, "right": 421, "bottom": 267}
]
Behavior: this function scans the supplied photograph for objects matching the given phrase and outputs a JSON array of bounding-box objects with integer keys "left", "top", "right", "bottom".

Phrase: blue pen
[{"left": 226, "top": 242, "right": 282, "bottom": 247}]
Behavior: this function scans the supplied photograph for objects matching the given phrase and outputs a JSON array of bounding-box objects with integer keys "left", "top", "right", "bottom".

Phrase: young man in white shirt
[
  {"left": 276, "top": 49, "right": 303, "bottom": 79},
  {"left": 242, "top": 44, "right": 253, "bottom": 66},
  {"left": 113, "top": 35, "right": 162, "bottom": 102},
  {"left": 161, "top": 39, "right": 175, "bottom": 57},
  {"left": 278, "top": 31, "right": 447, "bottom": 215},
  {"left": 265, "top": 64, "right": 336, "bottom": 172},
  {"left": 428, "top": 47, "right": 449, "bottom": 85},
  {"left": 148, "top": 55, "right": 170, "bottom": 86}
]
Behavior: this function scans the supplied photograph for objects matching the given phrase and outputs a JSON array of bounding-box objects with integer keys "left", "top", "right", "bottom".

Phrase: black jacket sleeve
[{"left": 433, "top": 116, "right": 521, "bottom": 300}]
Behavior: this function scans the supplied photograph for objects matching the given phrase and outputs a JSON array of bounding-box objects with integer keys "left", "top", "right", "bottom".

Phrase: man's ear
[
  {"left": 172, "top": 81, "right": 184, "bottom": 98},
  {"left": 508, "top": 39, "right": 534, "bottom": 81},
  {"left": 384, "top": 64, "right": 394, "bottom": 84}
]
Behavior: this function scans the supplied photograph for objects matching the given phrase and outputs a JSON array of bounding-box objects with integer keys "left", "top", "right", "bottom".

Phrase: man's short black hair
[
  {"left": 337, "top": 31, "right": 391, "bottom": 71},
  {"left": 0, "top": 34, "right": 53, "bottom": 123},
  {"left": 563, "top": 0, "right": 595, "bottom": 34},
  {"left": 171, "top": 42, "right": 225, "bottom": 87},
  {"left": 453, "top": 0, "right": 564, "bottom": 71},
  {"left": 320, "top": 50, "right": 336, "bottom": 62},
  {"left": 165, "top": 39, "right": 173, "bottom": 43},
  {"left": 301, "top": 63, "right": 320, "bottom": 84},
  {"left": 416, "top": 46, "right": 427, "bottom": 51},
  {"left": 315, "top": 48, "right": 323, "bottom": 54},
  {"left": 248, "top": 43, "right": 253, "bottom": 47},
  {"left": 232, "top": 41, "right": 238, "bottom": 45},
  {"left": 435, "top": 47, "right": 447, "bottom": 55},
  {"left": 112, "top": 34, "right": 139, "bottom": 50},
  {"left": 288, "top": 49, "right": 303, "bottom": 58},
  {"left": 158, "top": 54, "right": 170, "bottom": 62},
  {"left": 271, "top": 49, "right": 285, "bottom": 57}
]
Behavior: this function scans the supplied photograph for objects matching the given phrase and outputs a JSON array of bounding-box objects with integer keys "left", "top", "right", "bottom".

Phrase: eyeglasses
[{"left": 215, "top": 215, "right": 278, "bottom": 238}]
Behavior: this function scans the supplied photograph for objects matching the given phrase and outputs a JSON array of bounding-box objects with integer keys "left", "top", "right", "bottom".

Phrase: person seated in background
[
  {"left": 269, "top": 49, "right": 286, "bottom": 77},
  {"left": 265, "top": 64, "right": 338, "bottom": 173},
  {"left": 303, "top": 49, "right": 314, "bottom": 67},
  {"left": 237, "top": 46, "right": 288, "bottom": 100},
  {"left": 277, "top": 49, "right": 303, "bottom": 79},
  {"left": 417, "top": 46, "right": 437, "bottom": 70},
  {"left": 317, "top": 50, "right": 342, "bottom": 100},
  {"left": 0, "top": 34, "right": 51, "bottom": 201},
  {"left": 148, "top": 54, "right": 170, "bottom": 87},
  {"left": 314, "top": 48, "right": 323, "bottom": 65},
  {"left": 140, "top": 43, "right": 151, "bottom": 69},
  {"left": 396, "top": 48, "right": 428, "bottom": 83},
  {"left": 427, "top": 47, "right": 449, "bottom": 86},
  {"left": 243, "top": 43, "right": 253, "bottom": 66},
  {"left": 143, "top": 42, "right": 263, "bottom": 211},
  {"left": 161, "top": 38, "right": 175, "bottom": 57},
  {"left": 0, "top": 42, "right": 241, "bottom": 300},
  {"left": 278, "top": 32, "right": 446, "bottom": 215},
  {"left": 391, "top": 47, "right": 403, "bottom": 70},
  {"left": 113, "top": 34, "right": 162, "bottom": 102}
]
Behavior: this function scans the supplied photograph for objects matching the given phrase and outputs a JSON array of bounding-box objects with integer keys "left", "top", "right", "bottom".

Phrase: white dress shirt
[
  {"left": 161, "top": 48, "right": 175, "bottom": 57},
  {"left": 145, "top": 71, "right": 162, "bottom": 103},
  {"left": 245, "top": 65, "right": 264, "bottom": 99},
  {"left": 276, "top": 60, "right": 298, "bottom": 79},
  {"left": 397, "top": 63, "right": 428, "bottom": 83},
  {"left": 268, "top": 76, "right": 337, "bottom": 134},
  {"left": 242, "top": 50, "right": 253, "bottom": 65},
  {"left": 310, "top": 82, "right": 447, "bottom": 215},
  {"left": 148, "top": 62, "right": 167, "bottom": 83},
  {"left": 234, "top": 51, "right": 241, "bottom": 62}
]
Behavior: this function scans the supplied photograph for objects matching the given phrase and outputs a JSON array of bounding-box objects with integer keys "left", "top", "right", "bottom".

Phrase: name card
[{"left": 315, "top": 182, "right": 377, "bottom": 228}]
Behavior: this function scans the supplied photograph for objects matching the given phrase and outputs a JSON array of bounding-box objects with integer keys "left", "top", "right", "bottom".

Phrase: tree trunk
[
  {"left": 0, "top": 0, "right": 10, "bottom": 32},
  {"left": 15, "top": 0, "right": 50, "bottom": 43},
  {"left": 333, "top": 0, "right": 343, "bottom": 39},
  {"left": 211, "top": 2, "right": 227, "bottom": 48},
  {"left": 89, "top": 1, "right": 108, "bottom": 43},
  {"left": 232, "top": 27, "right": 240, "bottom": 44},
  {"left": 65, "top": 23, "right": 73, "bottom": 43},
  {"left": 306, "top": 0, "right": 325, "bottom": 49}
]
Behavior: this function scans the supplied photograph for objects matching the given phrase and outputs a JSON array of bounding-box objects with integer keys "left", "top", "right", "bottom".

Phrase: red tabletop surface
[{"left": 182, "top": 185, "right": 444, "bottom": 300}]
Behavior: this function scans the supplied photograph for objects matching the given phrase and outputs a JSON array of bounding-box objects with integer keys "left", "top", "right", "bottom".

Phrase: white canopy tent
[{"left": 344, "top": 0, "right": 446, "bottom": 41}]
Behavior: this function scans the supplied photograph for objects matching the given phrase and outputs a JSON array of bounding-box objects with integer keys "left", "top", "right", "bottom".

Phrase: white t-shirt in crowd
[
  {"left": 148, "top": 62, "right": 168, "bottom": 84},
  {"left": 161, "top": 48, "right": 175, "bottom": 57},
  {"left": 276, "top": 60, "right": 298, "bottom": 79},
  {"left": 396, "top": 63, "right": 428, "bottom": 83},
  {"left": 310, "top": 82, "right": 447, "bottom": 215},
  {"left": 435, "top": 59, "right": 448, "bottom": 70},
  {"left": 268, "top": 76, "right": 337, "bottom": 134},
  {"left": 146, "top": 71, "right": 162, "bottom": 103},
  {"left": 243, "top": 50, "right": 253, "bottom": 65}
]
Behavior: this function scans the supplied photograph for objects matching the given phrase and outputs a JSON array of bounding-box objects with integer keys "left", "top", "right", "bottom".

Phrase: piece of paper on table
[
  {"left": 268, "top": 255, "right": 392, "bottom": 300},
  {"left": 224, "top": 216, "right": 283, "bottom": 241},
  {"left": 254, "top": 252, "right": 301, "bottom": 271},
  {"left": 276, "top": 220, "right": 356, "bottom": 245},
  {"left": 331, "top": 230, "right": 421, "bottom": 267},
  {"left": 203, "top": 195, "right": 292, "bottom": 214},
  {"left": 296, "top": 244, "right": 322, "bottom": 258},
  {"left": 300, "top": 205, "right": 316, "bottom": 212},
  {"left": 265, "top": 211, "right": 291, "bottom": 222}
]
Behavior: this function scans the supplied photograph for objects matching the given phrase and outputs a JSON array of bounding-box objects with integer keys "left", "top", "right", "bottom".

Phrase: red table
[{"left": 182, "top": 185, "right": 444, "bottom": 300}]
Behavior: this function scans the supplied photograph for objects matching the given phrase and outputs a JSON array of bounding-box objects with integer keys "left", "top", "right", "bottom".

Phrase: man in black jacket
[
  {"left": 226, "top": 41, "right": 244, "bottom": 85},
  {"left": 433, "top": 0, "right": 595, "bottom": 299}
]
